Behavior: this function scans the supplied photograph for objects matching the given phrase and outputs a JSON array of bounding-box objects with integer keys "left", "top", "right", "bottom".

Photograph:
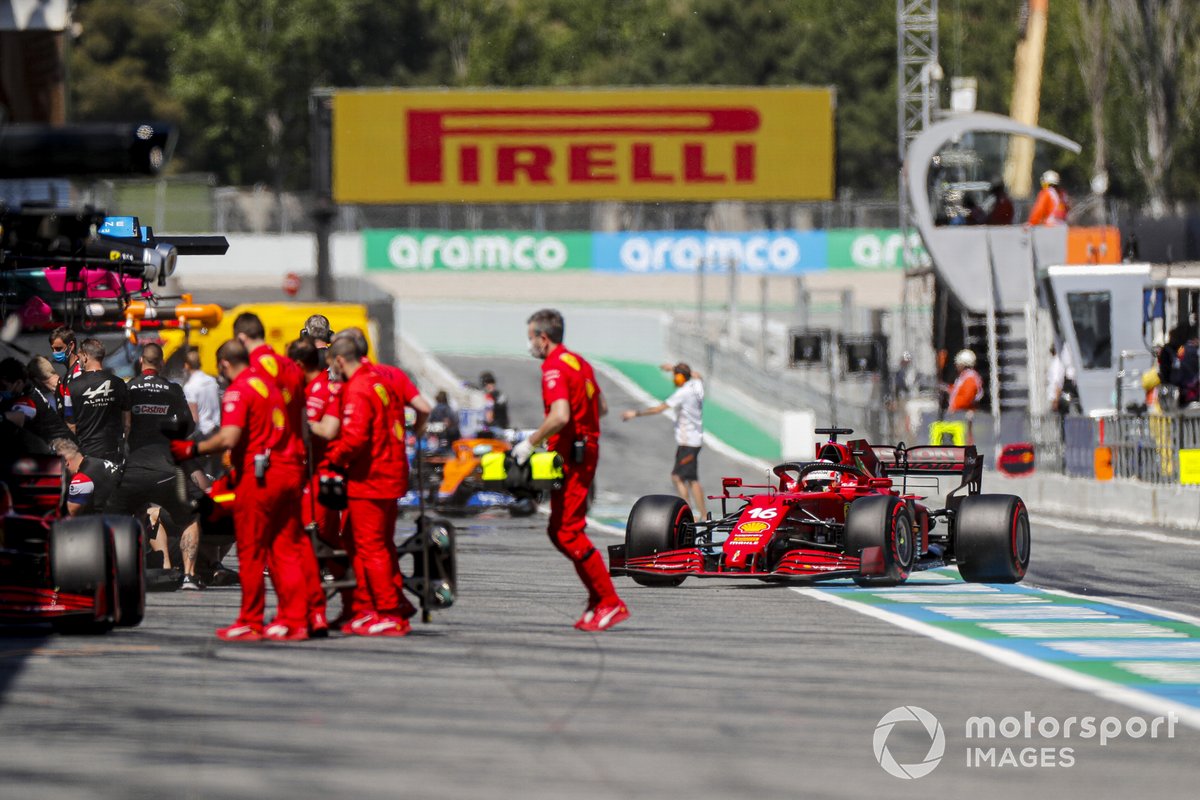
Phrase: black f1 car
[
  {"left": 609, "top": 428, "right": 1030, "bottom": 587},
  {"left": 1, "top": 454, "right": 145, "bottom": 633}
]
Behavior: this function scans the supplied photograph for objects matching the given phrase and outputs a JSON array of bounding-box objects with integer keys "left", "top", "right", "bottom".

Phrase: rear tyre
[
  {"left": 50, "top": 516, "right": 115, "bottom": 634},
  {"left": 508, "top": 496, "right": 538, "bottom": 517},
  {"left": 844, "top": 495, "right": 915, "bottom": 587},
  {"left": 625, "top": 495, "right": 692, "bottom": 587},
  {"left": 954, "top": 494, "right": 1030, "bottom": 583},
  {"left": 106, "top": 515, "right": 146, "bottom": 627}
]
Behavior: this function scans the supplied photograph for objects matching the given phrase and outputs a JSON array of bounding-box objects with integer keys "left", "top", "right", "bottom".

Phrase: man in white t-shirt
[
  {"left": 182, "top": 346, "right": 221, "bottom": 437},
  {"left": 622, "top": 362, "right": 706, "bottom": 515}
]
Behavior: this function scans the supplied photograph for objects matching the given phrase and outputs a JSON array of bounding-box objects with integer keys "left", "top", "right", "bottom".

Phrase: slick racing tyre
[
  {"left": 954, "top": 494, "right": 1030, "bottom": 583},
  {"left": 625, "top": 494, "right": 692, "bottom": 587},
  {"left": 845, "top": 495, "right": 915, "bottom": 587},
  {"left": 508, "top": 496, "right": 538, "bottom": 517},
  {"left": 106, "top": 515, "right": 146, "bottom": 627},
  {"left": 50, "top": 516, "right": 115, "bottom": 634}
]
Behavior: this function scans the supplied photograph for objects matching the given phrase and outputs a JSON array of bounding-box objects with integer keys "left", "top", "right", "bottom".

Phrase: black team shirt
[
  {"left": 126, "top": 370, "right": 192, "bottom": 470},
  {"left": 69, "top": 368, "right": 130, "bottom": 463}
]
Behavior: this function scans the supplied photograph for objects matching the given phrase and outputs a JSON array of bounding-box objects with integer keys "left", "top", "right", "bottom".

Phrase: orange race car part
[
  {"left": 437, "top": 439, "right": 512, "bottom": 497},
  {"left": 124, "top": 295, "right": 223, "bottom": 342}
]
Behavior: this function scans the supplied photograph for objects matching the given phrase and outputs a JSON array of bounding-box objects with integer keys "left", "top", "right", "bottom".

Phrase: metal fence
[
  {"left": 1092, "top": 412, "right": 1200, "bottom": 485},
  {"left": 77, "top": 176, "right": 908, "bottom": 234}
]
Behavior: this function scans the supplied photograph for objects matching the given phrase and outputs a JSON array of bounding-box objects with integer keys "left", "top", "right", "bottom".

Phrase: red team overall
[
  {"left": 234, "top": 312, "right": 329, "bottom": 635},
  {"left": 323, "top": 336, "right": 412, "bottom": 637},
  {"left": 304, "top": 364, "right": 343, "bottom": 544},
  {"left": 173, "top": 340, "right": 310, "bottom": 641},
  {"left": 516, "top": 309, "right": 628, "bottom": 632}
]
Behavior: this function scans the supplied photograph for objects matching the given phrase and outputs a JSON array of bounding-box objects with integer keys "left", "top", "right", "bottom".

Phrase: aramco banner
[
  {"left": 364, "top": 230, "right": 592, "bottom": 272},
  {"left": 333, "top": 87, "right": 834, "bottom": 204},
  {"left": 591, "top": 231, "right": 825, "bottom": 273},
  {"left": 363, "top": 229, "right": 923, "bottom": 273}
]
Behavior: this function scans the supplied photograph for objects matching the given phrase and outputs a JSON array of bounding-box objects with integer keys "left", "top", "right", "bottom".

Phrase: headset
[{"left": 300, "top": 315, "right": 335, "bottom": 343}]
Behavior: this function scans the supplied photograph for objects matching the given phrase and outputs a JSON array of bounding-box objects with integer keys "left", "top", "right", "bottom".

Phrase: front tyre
[
  {"left": 954, "top": 494, "right": 1030, "bottom": 583},
  {"left": 106, "top": 515, "right": 146, "bottom": 627},
  {"left": 625, "top": 494, "right": 692, "bottom": 587},
  {"left": 844, "top": 495, "right": 915, "bottom": 587}
]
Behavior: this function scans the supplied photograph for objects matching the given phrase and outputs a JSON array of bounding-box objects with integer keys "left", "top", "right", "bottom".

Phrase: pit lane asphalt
[{"left": 0, "top": 356, "right": 1195, "bottom": 800}]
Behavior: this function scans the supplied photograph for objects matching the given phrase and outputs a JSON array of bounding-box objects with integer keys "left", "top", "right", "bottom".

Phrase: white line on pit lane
[
  {"left": 793, "top": 586, "right": 1200, "bottom": 730},
  {"left": 1031, "top": 514, "right": 1200, "bottom": 547}
]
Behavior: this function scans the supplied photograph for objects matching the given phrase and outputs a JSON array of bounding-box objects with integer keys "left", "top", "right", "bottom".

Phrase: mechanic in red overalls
[
  {"left": 322, "top": 335, "right": 411, "bottom": 637},
  {"left": 332, "top": 327, "right": 431, "bottom": 620},
  {"left": 514, "top": 308, "right": 628, "bottom": 632},
  {"left": 233, "top": 311, "right": 328, "bottom": 636},
  {"left": 170, "top": 340, "right": 309, "bottom": 641},
  {"left": 288, "top": 337, "right": 343, "bottom": 540},
  {"left": 288, "top": 335, "right": 354, "bottom": 620}
]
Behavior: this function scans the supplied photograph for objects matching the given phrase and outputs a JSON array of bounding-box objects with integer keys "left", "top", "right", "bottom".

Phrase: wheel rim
[
  {"left": 894, "top": 515, "right": 914, "bottom": 566},
  {"left": 1012, "top": 512, "right": 1031, "bottom": 564}
]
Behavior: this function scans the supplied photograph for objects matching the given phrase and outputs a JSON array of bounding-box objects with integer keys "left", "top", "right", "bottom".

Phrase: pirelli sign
[{"left": 332, "top": 87, "right": 834, "bottom": 204}]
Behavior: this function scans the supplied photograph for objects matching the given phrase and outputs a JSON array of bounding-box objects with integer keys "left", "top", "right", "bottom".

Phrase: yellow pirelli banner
[{"left": 332, "top": 87, "right": 834, "bottom": 204}]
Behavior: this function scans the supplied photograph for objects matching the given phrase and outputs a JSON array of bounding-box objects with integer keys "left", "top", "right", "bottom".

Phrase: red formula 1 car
[
  {"left": 0, "top": 455, "right": 145, "bottom": 632},
  {"left": 609, "top": 428, "right": 1030, "bottom": 587}
]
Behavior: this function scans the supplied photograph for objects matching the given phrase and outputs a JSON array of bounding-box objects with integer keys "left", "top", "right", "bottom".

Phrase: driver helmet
[{"left": 801, "top": 459, "right": 839, "bottom": 491}]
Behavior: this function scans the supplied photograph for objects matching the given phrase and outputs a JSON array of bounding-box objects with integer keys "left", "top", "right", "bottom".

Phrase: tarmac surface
[{"left": 1, "top": 354, "right": 1197, "bottom": 799}]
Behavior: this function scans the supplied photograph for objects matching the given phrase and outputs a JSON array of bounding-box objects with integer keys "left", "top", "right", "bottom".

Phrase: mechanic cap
[{"left": 480, "top": 371, "right": 496, "bottom": 385}]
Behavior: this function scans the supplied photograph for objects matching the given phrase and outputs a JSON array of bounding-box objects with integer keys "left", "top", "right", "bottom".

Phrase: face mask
[
  {"left": 52, "top": 350, "right": 67, "bottom": 363},
  {"left": 528, "top": 337, "right": 549, "bottom": 360}
]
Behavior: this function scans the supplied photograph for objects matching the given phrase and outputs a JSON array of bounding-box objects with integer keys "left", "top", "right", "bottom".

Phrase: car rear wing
[{"left": 870, "top": 444, "right": 983, "bottom": 497}]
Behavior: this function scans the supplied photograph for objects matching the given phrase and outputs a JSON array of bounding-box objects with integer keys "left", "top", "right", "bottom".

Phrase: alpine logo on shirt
[{"left": 80, "top": 379, "right": 115, "bottom": 400}]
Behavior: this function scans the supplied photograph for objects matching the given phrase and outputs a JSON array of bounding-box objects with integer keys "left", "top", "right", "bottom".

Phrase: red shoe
[
  {"left": 577, "top": 601, "right": 629, "bottom": 632},
  {"left": 215, "top": 623, "right": 262, "bottom": 642},
  {"left": 345, "top": 611, "right": 378, "bottom": 635},
  {"left": 309, "top": 610, "right": 330, "bottom": 639},
  {"left": 575, "top": 604, "right": 598, "bottom": 630},
  {"left": 264, "top": 622, "right": 309, "bottom": 642},
  {"left": 346, "top": 613, "right": 410, "bottom": 637}
]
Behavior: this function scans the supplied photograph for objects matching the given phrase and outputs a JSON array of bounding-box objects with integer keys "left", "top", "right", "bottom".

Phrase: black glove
[{"left": 317, "top": 471, "right": 348, "bottom": 510}]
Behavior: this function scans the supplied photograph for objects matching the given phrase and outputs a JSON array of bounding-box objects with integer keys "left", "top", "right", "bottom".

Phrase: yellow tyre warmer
[
  {"left": 480, "top": 451, "right": 508, "bottom": 485},
  {"left": 480, "top": 451, "right": 564, "bottom": 492}
]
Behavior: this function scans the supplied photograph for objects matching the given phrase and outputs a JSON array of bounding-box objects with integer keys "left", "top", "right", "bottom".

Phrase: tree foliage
[{"left": 63, "top": 0, "right": 1200, "bottom": 207}]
